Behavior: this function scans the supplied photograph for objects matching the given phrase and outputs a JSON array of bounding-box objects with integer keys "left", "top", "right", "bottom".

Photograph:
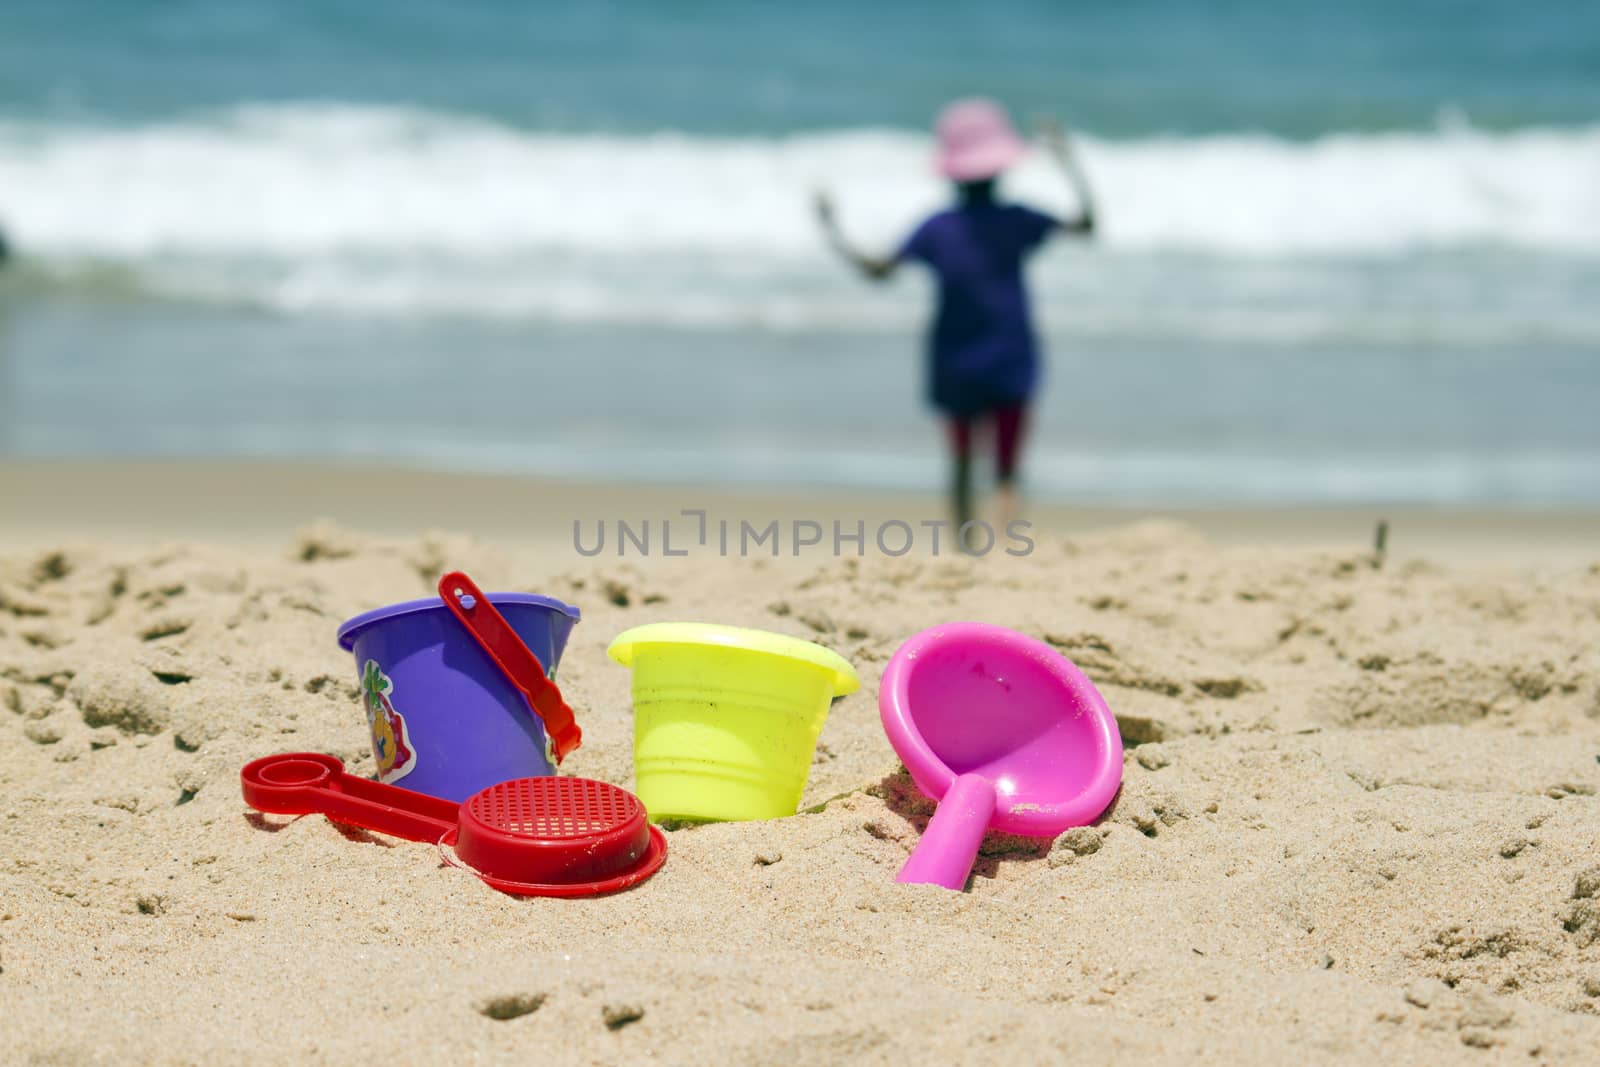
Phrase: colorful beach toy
[
  {"left": 241, "top": 753, "right": 666, "bottom": 897},
  {"left": 335, "top": 573, "right": 580, "bottom": 803},
  {"left": 608, "top": 623, "right": 860, "bottom": 823},
  {"left": 879, "top": 622, "right": 1122, "bottom": 890}
]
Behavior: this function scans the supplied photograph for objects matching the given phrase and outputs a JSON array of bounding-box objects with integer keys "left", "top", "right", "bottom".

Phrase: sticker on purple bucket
[{"left": 336, "top": 590, "right": 580, "bottom": 803}]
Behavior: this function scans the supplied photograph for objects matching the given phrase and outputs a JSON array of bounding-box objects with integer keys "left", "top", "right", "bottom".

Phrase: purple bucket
[{"left": 336, "top": 592, "right": 580, "bottom": 803}]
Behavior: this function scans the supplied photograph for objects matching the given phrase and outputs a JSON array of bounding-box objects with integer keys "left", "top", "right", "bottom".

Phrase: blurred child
[{"left": 815, "top": 98, "right": 1096, "bottom": 530}]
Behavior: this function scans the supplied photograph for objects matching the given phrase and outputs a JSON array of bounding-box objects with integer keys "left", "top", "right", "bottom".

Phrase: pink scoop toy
[{"left": 879, "top": 622, "right": 1123, "bottom": 889}]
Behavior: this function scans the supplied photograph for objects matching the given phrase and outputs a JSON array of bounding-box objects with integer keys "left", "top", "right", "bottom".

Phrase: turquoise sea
[{"left": 1, "top": 1, "right": 1598, "bottom": 505}]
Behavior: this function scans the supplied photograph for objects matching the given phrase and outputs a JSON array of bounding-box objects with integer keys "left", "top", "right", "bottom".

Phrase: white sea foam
[
  {"left": 4, "top": 104, "right": 1597, "bottom": 254},
  {"left": 1, "top": 104, "right": 1597, "bottom": 336}
]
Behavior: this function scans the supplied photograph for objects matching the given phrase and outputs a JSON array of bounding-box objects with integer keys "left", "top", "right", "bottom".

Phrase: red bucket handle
[{"left": 437, "top": 571, "right": 582, "bottom": 763}]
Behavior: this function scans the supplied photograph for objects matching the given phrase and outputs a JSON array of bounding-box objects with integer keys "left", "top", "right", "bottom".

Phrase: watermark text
[{"left": 572, "top": 509, "right": 1034, "bottom": 558}]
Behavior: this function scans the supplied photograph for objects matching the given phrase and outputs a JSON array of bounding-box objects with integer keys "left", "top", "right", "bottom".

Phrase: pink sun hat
[{"left": 933, "top": 97, "right": 1029, "bottom": 181}]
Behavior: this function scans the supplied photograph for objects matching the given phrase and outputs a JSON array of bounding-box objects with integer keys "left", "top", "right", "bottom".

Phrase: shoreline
[{"left": 2, "top": 457, "right": 1597, "bottom": 569}]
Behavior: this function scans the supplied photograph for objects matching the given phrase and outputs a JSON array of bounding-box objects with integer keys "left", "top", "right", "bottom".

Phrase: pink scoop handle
[
  {"left": 896, "top": 773, "right": 996, "bottom": 890},
  {"left": 240, "top": 752, "right": 460, "bottom": 843}
]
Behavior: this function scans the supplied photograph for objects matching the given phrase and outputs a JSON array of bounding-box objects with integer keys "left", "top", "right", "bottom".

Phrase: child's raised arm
[
  {"left": 814, "top": 190, "right": 899, "bottom": 280},
  {"left": 1035, "top": 116, "right": 1097, "bottom": 236}
]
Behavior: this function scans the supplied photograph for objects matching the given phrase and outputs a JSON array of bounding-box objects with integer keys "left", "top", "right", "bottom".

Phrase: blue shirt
[{"left": 898, "top": 203, "right": 1058, "bottom": 417}]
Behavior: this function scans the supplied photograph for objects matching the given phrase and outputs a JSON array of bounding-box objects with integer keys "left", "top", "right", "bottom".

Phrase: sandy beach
[
  {"left": 2, "top": 461, "right": 1598, "bottom": 1063},
  {"left": 4, "top": 1, "right": 1596, "bottom": 1060}
]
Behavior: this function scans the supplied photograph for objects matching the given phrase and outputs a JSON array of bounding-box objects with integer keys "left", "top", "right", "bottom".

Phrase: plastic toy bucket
[
  {"left": 336, "top": 592, "right": 580, "bottom": 803},
  {"left": 608, "top": 623, "right": 859, "bottom": 822}
]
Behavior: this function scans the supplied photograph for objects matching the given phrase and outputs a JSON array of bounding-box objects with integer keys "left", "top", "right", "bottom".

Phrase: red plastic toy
[
  {"left": 438, "top": 570, "right": 583, "bottom": 762},
  {"left": 241, "top": 752, "right": 665, "bottom": 897}
]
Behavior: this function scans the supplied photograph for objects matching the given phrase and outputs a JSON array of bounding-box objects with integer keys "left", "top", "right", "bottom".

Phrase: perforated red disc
[{"left": 450, "top": 776, "right": 667, "bottom": 897}]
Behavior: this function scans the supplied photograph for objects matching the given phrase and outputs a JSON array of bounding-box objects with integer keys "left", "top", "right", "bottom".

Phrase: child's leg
[
  {"left": 945, "top": 417, "right": 975, "bottom": 528},
  {"left": 992, "top": 403, "right": 1029, "bottom": 529}
]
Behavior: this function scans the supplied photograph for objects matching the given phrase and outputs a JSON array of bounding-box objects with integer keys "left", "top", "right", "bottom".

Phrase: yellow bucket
[{"left": 607, "top": 623, "right": 860, "bottom": 823}]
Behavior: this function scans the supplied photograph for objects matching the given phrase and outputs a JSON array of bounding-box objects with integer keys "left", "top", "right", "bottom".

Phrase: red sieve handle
[
  {"left": 437, "top": 571, "right": 582, "bottom": 763},
  {"left": 240, "top": 753, "right": 460, "bottom": 842}
]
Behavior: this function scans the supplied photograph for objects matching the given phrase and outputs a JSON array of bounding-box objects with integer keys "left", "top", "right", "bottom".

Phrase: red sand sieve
[{"left": 241, "top": 753, "right": 666, "bottom": 897}]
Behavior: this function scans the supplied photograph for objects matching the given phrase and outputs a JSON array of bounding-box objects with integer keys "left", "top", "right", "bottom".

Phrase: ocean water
[{"left": 1, "top": 1, "right": 1597, "bottom": 506}]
